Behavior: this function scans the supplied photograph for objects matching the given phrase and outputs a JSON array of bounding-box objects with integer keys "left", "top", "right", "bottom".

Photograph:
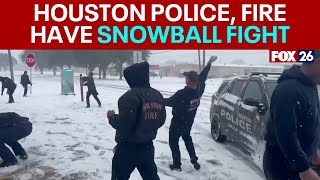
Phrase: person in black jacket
[
  {"left": 165, "top": 57, "right": 217, "bottom": 171},
  {"left": 0, "top": 77, "right": 17, "bottom": 103},
  {"left": 264, "top": 52, "right": 320, "bottom": 180},
  {"left": 0, "top": 112, "right": 32, "bottom": 167},
  {"left": 107, "top": 62, "right": 166, "bottom": 180},
  {"left": 83, "top": 72, "right": 101, "bottom": 108},
  {"left": 20, "top": 71, "right": 32, "bottom": 97}
]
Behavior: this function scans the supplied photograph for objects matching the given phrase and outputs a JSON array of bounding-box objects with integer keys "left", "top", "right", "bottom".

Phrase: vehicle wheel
[{"left": 211, "top": 114, "right": 227, "bottom": 142}]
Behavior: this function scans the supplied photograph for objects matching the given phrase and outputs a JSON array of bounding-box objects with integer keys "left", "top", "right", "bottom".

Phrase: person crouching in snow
[
  {"left": 0, "top": 77, "right": 17, "bottom": 103},
  {"left": 164, "top": 56, "right": 217, "bottom": 171},
  {"left": 0, "top": 112, "right": 32, "bottom": 167},
  {"left": 107, "top": 62, "right": 166, "bottom": 180}
]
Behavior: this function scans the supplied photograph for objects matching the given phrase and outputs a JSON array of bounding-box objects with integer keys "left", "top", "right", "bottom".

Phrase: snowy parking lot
[{"left": 0, "top": 73, "right": 264, "bottom": 180}]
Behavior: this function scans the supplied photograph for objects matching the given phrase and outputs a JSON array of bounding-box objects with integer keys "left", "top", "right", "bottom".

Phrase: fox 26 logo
[{"left": 270, "top": 50, "right": 315, "bottom": 63}]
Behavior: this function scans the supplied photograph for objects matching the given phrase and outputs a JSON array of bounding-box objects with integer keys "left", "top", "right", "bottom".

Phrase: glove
[{"left": 107, "top": 110, "right": 116, "bottom": 119}]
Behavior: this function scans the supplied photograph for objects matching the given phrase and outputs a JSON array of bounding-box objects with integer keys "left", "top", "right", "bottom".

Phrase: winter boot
[
  {"left": 191, "top": 159, "right": 201, "bottom": 170},
  {"left": 19, "top": 154, "right": 28, "bottom": 160},
  {"left": 0, "top": 161, "right": 18, "bottom": 168},
  {"left": 169, "top": 164, "right": 181, "bottom": 171}
]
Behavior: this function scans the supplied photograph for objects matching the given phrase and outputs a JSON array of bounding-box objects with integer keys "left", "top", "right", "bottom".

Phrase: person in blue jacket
[
  {"left": 165, "top": 57, "right": 217, "bottom": 171},
  {"left": 264, "top": 51, "right": 320, "bottom": 180},
  {"left": 0, "top": 112, "right": 32, "bottom": 167},
  {"left": 83, "top": 72, "right": 101, "bottom": 108},
  {"left": 20, "top": 71, "right": 32, "bottom": 97},
  {"left": 0, "top": 77, "right": 17, "bottom": 103}
]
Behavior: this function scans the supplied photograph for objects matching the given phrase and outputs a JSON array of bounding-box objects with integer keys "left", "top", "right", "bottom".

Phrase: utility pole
[
  {"left": 202, "top": 50, "right": 206, "bottom": 69},
  {"left": 8, "top": 50, "right": 14, "bottom": 82},
  {"left": 198, "top": 50, "right": 201, "bottom": 72}
]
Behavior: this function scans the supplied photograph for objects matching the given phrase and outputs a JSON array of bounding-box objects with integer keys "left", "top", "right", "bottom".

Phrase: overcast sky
[
  {"left": 148, "top": 50, "right": 270, "bottom": 65},
  {"left": 1, "top": 50, "right": 272, "bottom": 66}
]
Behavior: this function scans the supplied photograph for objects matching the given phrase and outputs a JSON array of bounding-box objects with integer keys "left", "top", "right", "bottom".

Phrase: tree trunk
[
  {"left": 8, "top": 50, "right": 14, "bottom": 82},
  {"left": 88, "top": 65, "right": 95, "bottom": 72},
  {"left": 102, "top": 66, "right": 107, "bottom": 79},
  {"left": 98, "top": 66, "right": 102, "bottom": 79},
  {"left": 117, "top": 62, "right": 123, "bottom": 80},
  {"left": 53, "top": 66, "right": 57, "bottom": 75},
  {"left": 119, "top": 70, "right": 123, "bottom": 80}
]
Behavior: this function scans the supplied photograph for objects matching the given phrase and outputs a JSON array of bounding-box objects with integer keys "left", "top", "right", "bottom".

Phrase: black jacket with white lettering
[
  {"left": 108, "top": 62, "right": 166, "bottom": 144},
  {"left": 165, "top": 63, "right": 211, "bottom": 132},
  {"left": 265, "top": 65, "right": 320, "bottom": 173}
]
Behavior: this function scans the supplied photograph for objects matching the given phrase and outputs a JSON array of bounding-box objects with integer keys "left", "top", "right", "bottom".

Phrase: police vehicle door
[
  {"left": 219, "top": 79, "right": 246, "bottom": 140},
  {"left": 236, "top": 79, "right": 267, "bottom": 154}
]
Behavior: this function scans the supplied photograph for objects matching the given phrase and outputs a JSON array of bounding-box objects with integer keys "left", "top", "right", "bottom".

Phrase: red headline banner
[{"left": 0, "top": 0, "right": 319, "bottom": 49}]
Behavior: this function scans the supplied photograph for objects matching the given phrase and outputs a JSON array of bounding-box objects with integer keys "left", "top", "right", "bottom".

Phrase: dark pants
[
  {"left": 86, "top": 91, "right": 101, "bottom": 107},
  {"left": 0, "top": 122, "right": 32, "bottom": 163},
  {"left": 111, "top": 142, "right": 160, "bottom": 180},
  {"left": 169, "top": 126, "right": 198, "bottom": 166},
  {"left": 263, "top": 146, "right": 301, "bottom": 180},
  {"left": 22, "top": 85, "right": 28, "bottom": 96},
  {"left": 8, "top": 85, "right": 16, "bottom": 103}
]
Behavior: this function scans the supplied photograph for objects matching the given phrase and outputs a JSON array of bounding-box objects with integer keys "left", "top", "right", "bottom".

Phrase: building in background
[{"left": 160, "top": 64, "right": 285, "bottom": 78}]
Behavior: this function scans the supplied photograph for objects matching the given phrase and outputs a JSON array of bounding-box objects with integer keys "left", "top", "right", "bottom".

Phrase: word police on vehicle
[{"left": 270, "top": 50, "right": 315, "bottom": 63}]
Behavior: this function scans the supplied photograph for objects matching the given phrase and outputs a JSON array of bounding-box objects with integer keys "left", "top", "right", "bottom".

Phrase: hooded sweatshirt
[
  {"left": 265, "top": 65, "right": 320, "bottom": 173},
  {"left": 0, "top": 112, "right": 31, "bottom": 128},
  {"left": 109, "top": 62, "right": 166, "bottom": 144}
]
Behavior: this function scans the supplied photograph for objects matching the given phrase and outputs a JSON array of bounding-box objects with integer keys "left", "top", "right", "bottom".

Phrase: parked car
[{"left": 210, "top": 72, "right": 280, "bottom": 166}]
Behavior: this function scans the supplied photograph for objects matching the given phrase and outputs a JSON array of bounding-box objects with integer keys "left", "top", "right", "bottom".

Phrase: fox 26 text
[{"left": 270, "top": 50, "right": 315, "bottom": 63}]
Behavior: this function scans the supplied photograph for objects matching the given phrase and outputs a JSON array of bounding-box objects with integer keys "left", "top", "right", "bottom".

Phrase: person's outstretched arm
[
  {"left": 164, "top": 91, "right": 181, "bottom": 107},
  {"left": 198, "top": 56, "right": 217, "bottom": 94}
]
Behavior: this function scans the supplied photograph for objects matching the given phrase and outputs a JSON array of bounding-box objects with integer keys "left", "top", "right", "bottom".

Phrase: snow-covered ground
[{"left": 0, "top": 72, "right": 264, "bottom": 180}]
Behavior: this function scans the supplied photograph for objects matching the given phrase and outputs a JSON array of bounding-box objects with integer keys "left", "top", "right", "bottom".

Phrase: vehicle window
[
  {"left": 226, "top": 80, "right": 245, "bottom": 97},
  {"left": 265, "top": 82, "right": 277, "bottom": 98},
  {"left": 217, "top": 81, "right": 230, "bottom": 93},
  {"left": 242, "top": 81, "right": 263, "bottom": 101}
]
